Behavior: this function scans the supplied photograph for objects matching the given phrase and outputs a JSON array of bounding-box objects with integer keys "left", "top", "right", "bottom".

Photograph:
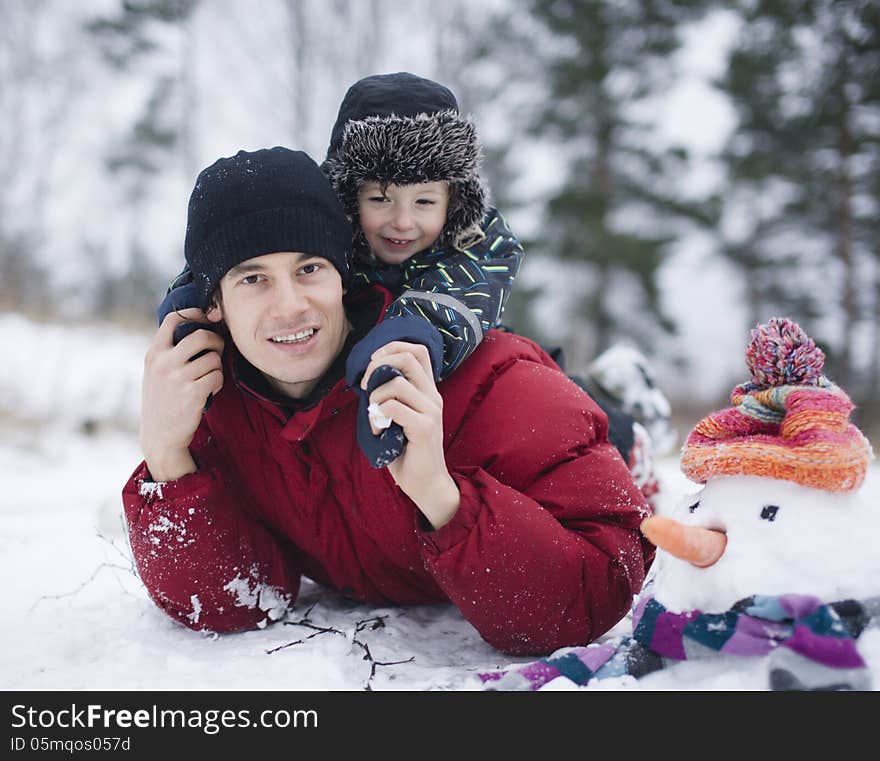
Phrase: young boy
[
  {"left": 321, "top": 72, "right": 524, "bottom": 467},
  {"left": 322, "top": 72, "right": 521, "bottom": 373}
]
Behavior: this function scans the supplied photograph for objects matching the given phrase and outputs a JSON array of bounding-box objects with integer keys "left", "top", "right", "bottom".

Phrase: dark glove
[
  {"left": 345, "top": 315, "right": 444, "bottom": 468},
  {"left": 157, "top": 281, "right": 199, "bottom": 323},
  {"left": 156, "top": 280, "right": 219, "bottom": 410}
]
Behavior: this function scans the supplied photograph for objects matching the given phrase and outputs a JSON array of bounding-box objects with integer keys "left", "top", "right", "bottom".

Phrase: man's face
[{"left": 207, "top": 251, "right": 350, "bottom": 400}]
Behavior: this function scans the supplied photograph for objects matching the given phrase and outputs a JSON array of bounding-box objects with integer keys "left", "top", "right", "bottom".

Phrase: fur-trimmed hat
[
  {"left": 323, "top": 72, "right": 487, "bottom": 259},
  {"left": 681, "top": 317, "right": 874, "bottom": 493}
]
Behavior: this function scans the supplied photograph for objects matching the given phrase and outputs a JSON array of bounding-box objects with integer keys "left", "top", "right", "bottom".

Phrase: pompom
[{"left": 745, "top": 317, "right": 825, "bottom": 388}]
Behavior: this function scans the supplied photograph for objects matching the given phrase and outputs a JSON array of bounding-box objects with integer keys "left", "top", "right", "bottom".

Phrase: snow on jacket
[{"left": 122, "top": 288, "right": 654, "bottom": 656}]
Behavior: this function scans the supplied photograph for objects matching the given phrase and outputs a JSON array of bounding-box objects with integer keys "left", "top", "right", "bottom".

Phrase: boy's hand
[
  {"left": 141, "top": 308, "right": 224, "bottom": 482},
  {"left": 362, "top": 341, "right": 459, "bottom": 529},
  {"left": 344, "top": 315, "right": 445, "bottom": 469}
]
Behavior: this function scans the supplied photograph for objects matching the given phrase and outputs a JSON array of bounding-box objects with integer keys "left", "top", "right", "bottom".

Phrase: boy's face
[
  {"left": 206, "top": 251, "right": 350, "bottom": 400},
  {"left": 357, "top": 181, "right": 449, "bottom": 265}
]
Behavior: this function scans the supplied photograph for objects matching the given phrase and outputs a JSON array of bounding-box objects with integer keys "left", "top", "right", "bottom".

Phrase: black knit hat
[
  {"left": 323, "top": 72, "right": 487, "bottom": 258},
  {"left": 184, "top": 147, "right": 352, "bottom": 308}
]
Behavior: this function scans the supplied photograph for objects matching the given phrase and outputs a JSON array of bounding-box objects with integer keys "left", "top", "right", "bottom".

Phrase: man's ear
[{"left": 205, "top": 292, "right": 223, "bottom": 323}]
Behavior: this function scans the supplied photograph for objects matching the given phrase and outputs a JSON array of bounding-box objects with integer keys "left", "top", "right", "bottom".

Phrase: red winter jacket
[{"left": 123, "top": 302, "right": 654, "bottom": 656}]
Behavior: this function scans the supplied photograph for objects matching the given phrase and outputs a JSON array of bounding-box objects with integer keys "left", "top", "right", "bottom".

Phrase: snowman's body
[
  {"left": 650, "top": 475, "right": 879, "bottom": 614},
  {"left": 477, "top": 475, "right": 879, "bottom": 690}
]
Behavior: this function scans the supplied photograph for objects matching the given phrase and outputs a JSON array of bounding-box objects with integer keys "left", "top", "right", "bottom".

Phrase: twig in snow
[
  {"left": 354, "top": 615, "right": 387, "bottom": 633},
  {"left": 266, "top": 607, "right": 413, "bottom": 689},
  {"left": 266, "top": 612, "right": 345, "bottom": 654},
  {"left": 94, "top": 531, "right": 140, "bottom": 599},
  {"left": 352, "top": 633, "right": 414, "bottom": 691},
  {"left": 286, "top": 620, "right": 346, "bottom": 636},
  {"left": 265, "top": 638, "right": 305, "bottom": 654},
  {"left": 96, "top": 530, "right": 138, "bottom": 577},
  {"left": 30, "top": 562, "right": 133, "bottom": 610}
]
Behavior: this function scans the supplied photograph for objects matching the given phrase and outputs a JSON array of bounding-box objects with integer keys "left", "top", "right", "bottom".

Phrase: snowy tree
[
  {"left": 84, "top": 0, "right": 200, "bottom": 321},
  {"left": 474, "top": 0, "right": 718, "bottom": 372},
  {"left": 714, "top": 0, "right": 880, "bottom": 415},
  {"left": 0, "top": 1, "right": 85, "bottom": 314}
]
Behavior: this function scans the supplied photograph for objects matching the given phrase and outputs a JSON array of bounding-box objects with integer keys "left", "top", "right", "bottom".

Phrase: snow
[
  {"left": 1, "top": 312, "right": 878, "bottom": 691},
  {"left": 367, "top": 402, "right": 393, "bottom": 430}
]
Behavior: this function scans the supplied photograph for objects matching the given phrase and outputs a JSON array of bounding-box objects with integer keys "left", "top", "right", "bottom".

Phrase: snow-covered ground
[{"left": 1, "top": 312, "right": 877, "bottom": 691}]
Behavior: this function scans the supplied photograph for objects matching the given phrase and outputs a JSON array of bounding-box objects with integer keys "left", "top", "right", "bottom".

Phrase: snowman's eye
[
  {"left": 760, "top": 505, "right": 779, "bottom": 521},
  {"left": 688, "top": 501, "right": 700, "bottom": 513}
]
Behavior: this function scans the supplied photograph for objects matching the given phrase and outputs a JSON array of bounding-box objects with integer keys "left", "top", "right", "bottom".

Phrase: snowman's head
[
  {"left": 642, "top": 317, "right": 875, "bottom": 613},
  {"left": 644, "top": 474, "right": 875, "bottom": 613}
]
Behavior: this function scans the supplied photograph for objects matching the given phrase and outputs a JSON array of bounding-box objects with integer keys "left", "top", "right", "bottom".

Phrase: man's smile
[
  {"left": 270, "top": 328, "right": 316, "bottom": 343},
  {"left": 266, "top": 326, "right": 321, "bottom": 353}
]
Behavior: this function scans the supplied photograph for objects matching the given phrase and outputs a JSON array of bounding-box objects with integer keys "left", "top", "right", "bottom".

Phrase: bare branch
[
  {"left": 30, "top": 562, "right": 133, "bottom": 610},
  {"left": 265, "top": 638, "right": 305, "bottom": 655},
  {"left": 354, "top": 615, "right": 388, "bottom": 634},
  {"left": 265, "top": 603, "right": 413, "bottom": 690},
  {"left": 267, "top": 608, "right": 346, "bottom": 654},
  {"left": 95, "top": 530, "right": 138, "bottom": 577},
  {"left": 353, "top": 629, "right": 414, "bottom": 691}
]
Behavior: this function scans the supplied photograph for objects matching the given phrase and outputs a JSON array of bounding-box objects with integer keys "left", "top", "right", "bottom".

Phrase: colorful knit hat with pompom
[{"left": 681, "top": 317, "right": 874, "bottom": 492}]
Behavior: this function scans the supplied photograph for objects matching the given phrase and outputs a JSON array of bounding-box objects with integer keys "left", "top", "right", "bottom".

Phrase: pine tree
[
  {"left": 480, "top": 0, "right": 717, "bottom": 370},
  {"left": 0, "top": 1, "right": 84, "bottom": 316},
  {"left": 85, "top": 0, "right": 199, "bottom": 321},
  {"left": 715, "top": 0, "right": 880, "bottom": 411}
]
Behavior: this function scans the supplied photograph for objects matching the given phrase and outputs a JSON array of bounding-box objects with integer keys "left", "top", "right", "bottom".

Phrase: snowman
[{"left": 477, "top": 318, "right": 877, "bottom": 691}]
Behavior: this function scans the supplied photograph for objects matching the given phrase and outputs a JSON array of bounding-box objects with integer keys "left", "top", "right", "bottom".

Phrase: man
[{"left": 123, "top": 146, "right": 654, "bottom": 656}]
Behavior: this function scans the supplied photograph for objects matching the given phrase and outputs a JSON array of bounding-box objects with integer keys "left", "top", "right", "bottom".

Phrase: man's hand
[
  {"left": 141, "top": 308, "right": 224, "bottom": 482},
  {"left": 361, "top": 341, "right": 460, "bottom": 529}
]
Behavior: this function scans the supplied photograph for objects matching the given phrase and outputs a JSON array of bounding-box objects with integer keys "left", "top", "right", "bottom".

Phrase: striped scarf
[{"left": 478, "top": 591, "right": 877, "bottom": 691}]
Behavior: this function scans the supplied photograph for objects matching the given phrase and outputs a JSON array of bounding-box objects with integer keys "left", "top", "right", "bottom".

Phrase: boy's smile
[{"left": 358, "top": 181, "right": 449, "bottom": 265}]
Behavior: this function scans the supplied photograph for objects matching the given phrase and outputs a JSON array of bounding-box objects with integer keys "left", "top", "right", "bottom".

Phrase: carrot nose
[{"left": 640, "top": 515, "right": 727, "bottom": 568}]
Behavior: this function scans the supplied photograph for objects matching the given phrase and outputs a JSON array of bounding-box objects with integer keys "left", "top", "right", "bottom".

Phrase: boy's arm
[{"left": 391, "top": 207, "right": 524, "bottom": 379}]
